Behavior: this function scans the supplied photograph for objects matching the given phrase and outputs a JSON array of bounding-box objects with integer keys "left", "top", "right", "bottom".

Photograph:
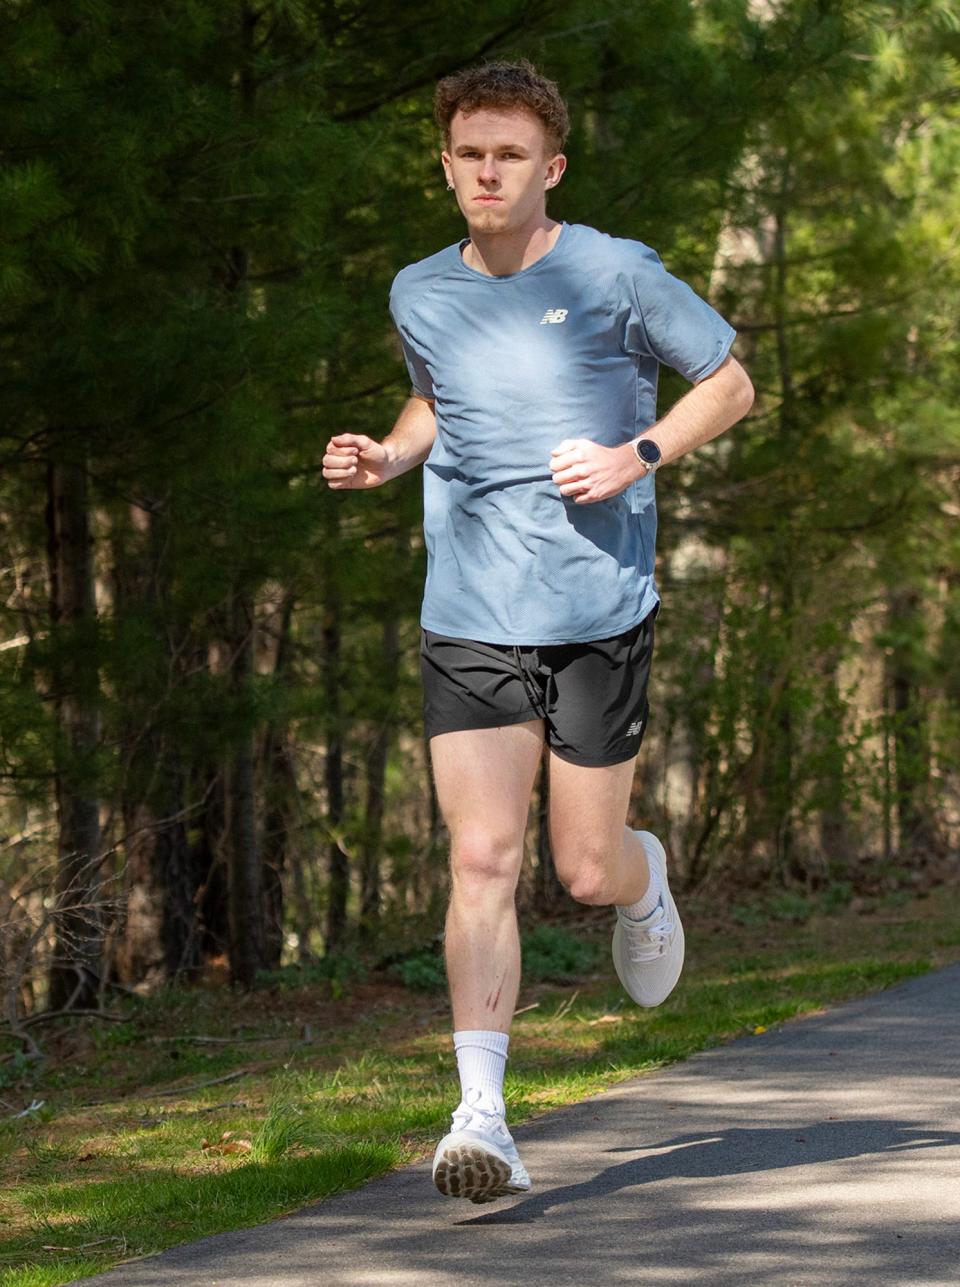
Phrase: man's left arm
[{"left": 550, "top": 354, "right": 755, "bottom": 504}]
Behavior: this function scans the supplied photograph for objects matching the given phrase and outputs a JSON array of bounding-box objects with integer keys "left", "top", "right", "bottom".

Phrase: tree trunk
[
  {"left": 227, "top": 591, "right": 262, "bottom": 986},
  {"left": 768, "top": 171, "right": 797, "bottom": 881},
  {"left": 817, "top": 649, "right": 851, "bottom": 871},
  {"left": 45, "top": 457, "right": 102, "bottom": 1012},
  {"left": 193, "top": 764, "right": 229, "bottom": 962},
  {"left": 323, "top": 589, "right": 347, "bottom": 954},
  {"left": 112, "top": 503, "right": 199, "bottom": 987},
  {"left": 261, "top": 593, "right": 296, "bottom": 970},
  {"left": 886, "top": 586, "right": 936, "bottom": 859},
  {"left": 358, "top": 615, "right": 400, "bottom": 938}
]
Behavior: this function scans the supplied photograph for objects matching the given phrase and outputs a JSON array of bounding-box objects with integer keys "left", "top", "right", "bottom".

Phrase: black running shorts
[{"left": 419, "top": 605, "right": 657, "bottom": 768}]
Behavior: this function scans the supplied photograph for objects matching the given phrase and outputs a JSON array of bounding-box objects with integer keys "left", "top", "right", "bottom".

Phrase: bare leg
[
  {"left": 547, "top": 750, "right": 651, "bottom": 906},
  {"left": 427, "top": 720, "right": 544, "bottom": 1033}
]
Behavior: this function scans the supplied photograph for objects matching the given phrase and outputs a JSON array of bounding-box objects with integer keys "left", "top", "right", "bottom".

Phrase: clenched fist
[{"left": 322, "top": 433, "right": 391, "bottom": 490}]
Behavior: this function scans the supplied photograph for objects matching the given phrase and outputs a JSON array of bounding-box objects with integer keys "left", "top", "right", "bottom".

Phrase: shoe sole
[{"left": 432, "top": 1142, "right": 527, "bottom": 1204}]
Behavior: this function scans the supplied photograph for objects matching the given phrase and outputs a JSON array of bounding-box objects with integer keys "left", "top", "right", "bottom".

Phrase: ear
[
  {"left": 544, "top": 152, "right": 567, "bottom": 190},
  {"left": 441, "top": 150, "right": 453, "bottom": 188}
]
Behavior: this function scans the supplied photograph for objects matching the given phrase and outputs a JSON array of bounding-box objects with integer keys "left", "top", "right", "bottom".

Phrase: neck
[{"left": 463, "top": 215, "right": 562, "bottom": 277}]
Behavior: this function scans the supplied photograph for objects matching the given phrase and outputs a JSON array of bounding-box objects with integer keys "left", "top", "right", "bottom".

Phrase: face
[{"left": 441, "top": 105, "right": 566, "bottom": 236}]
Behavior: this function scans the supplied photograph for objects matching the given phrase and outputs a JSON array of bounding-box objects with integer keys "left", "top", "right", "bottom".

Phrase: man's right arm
[{"left": 322, "top": 393, "right": 437, "bottom": 490}]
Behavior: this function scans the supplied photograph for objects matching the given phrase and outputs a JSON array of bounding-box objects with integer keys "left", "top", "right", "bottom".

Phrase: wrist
[
  {"left": 623, "top": 442, "right": 647, "bottom": 482},
  {"left": 380, "top": 438, "right": 400, "bottom": 481},
  {"left": 627, "top": 434, "right": 663, "bottom": 479}
]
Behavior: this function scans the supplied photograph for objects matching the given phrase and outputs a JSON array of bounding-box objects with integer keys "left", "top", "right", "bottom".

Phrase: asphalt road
[{"left": 77, "top": 962, "right": 960, "bottom": 1286}]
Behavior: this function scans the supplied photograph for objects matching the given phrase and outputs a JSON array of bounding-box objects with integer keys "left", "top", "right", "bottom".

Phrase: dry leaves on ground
[{"left": 200, "top": 1131, "right": 252, "bottom": 1155}]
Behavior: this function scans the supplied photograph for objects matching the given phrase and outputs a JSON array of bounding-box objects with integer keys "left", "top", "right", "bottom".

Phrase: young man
[{"left": 323, "top": 60, "right": 753, "bottom": 1205}]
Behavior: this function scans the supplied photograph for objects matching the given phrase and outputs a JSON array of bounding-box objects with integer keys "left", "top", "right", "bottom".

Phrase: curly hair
[{"left": 434, "top": 59, "right": 570, "bottom": 155}]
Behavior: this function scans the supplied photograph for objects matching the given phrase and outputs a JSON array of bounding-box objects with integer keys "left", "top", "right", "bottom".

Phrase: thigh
[
  {"left": 547, "top": 750, "right": 638, "bottom": 882},
  {"left": 428, "top": 720, "right": 545, "bottom": 862},
  {"left": 420, "top": 628, "right": 541, "bottom": 740},
  {"left": 541, "top": 605, "right": 657, "bottom": 768}
]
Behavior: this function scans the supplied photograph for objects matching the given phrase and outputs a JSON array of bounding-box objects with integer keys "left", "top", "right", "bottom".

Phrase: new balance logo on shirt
[
  {"left": 626, "top": 720, "right": 644, "bottom": 737},
  {"left": 540, "top": 308, "right": 568, "bottom": 324}
]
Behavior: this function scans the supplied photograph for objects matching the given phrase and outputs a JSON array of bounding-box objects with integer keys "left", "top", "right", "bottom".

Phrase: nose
[{"left": 479, "top": 153, "right": 499, "bottom": 185}]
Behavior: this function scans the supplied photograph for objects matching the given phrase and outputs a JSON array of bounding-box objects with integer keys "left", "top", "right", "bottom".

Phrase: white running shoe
[
  {"left": 612, "top": 830, "right": 685, "bottom": 1007},
  {"left": 432, "top": 1095, "right": 531, "bottom": 1204}
]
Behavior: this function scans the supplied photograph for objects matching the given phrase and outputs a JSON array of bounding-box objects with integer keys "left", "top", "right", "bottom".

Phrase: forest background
[{"left": 1, "top": 0, "right": 959, "bottom": 1034}]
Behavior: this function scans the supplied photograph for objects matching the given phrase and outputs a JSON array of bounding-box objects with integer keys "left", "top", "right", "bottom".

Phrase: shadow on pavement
[{"left": 459, "top": 1119, "right": 960, "bottom": 1225}]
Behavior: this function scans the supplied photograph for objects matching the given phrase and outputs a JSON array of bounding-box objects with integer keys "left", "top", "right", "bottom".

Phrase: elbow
[
  {"left": 737, "top": 368, "right": 755, "bottom": 418},
  {"left": 697, "top": 354, "right": 754, "bottom": 420},
  {"left": 721, "top": 356, "right": 754, "bottom": 420}
]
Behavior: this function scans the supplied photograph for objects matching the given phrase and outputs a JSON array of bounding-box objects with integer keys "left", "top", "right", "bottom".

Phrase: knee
[
  {"left": 562, "top": 866, "right": 615, "bottom": 906},
  {"left": 553, "top": 839, "right": 617, "bottom": 906},
  {"left": 450, "top": 830, "right": 521, "bottom": 893}
]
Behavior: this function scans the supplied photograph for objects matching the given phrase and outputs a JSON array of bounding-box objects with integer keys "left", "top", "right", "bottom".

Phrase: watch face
[{"left": 637, "top": 438, "right": 661, "bottom": 464}]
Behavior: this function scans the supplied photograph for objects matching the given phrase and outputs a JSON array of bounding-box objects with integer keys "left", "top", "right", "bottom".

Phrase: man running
[{"left": 322, "top": 59, "right": 753, "bottom": 1205}]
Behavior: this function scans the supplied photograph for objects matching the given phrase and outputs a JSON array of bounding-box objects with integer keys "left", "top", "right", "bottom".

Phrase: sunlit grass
[{"left": 1, "top": 883, "right": 959, "bottom": 1286}]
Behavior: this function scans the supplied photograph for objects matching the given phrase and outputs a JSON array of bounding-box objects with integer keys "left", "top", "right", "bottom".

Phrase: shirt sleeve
[
  {"left": 388, "top": 282, "right": 435, "bottom": 400},
  {"left": 623, "top": 243, "right": 736, "bottom": 383}
]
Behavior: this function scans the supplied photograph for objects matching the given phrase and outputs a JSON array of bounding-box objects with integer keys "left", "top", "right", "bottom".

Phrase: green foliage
[
  {"left": 389, "top": 951, "right": 446, "bottom": 994},
  {"left": 255, "top": 955, "right": 368, "bottom": 992},
  {"left": 250, "top": 1100, "right": 314, "bottom": 1163},
  {"left": 521, "top": 924, "right": 601, "bottom": 981},
  {"left": 0, "top": 0, "right": 957, "bottom": 1003},
  {"left": 0, "top": 1050, "right": 35, "bottom": 1093}
]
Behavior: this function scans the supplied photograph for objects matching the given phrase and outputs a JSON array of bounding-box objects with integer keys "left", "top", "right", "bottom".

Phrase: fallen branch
[
  {"left": 150, "top": 1069, "right": 252, "bottom": 1098},
  {"left": 19, "top": 1008, "right": 125, "bottom": 1030},
  {"left": 196, "top": 1098, "right": 251, "bottom": 1114},
  {"left": 83, "top": 1061, "right": 277, "bottom": 1106},
  {"left": 148, "top": 1034, "right": 264, "bottom": 1045},
  {"left": 6, "top": 1097, "right": 45, "bottom": 1120},
  {"left": 41, "top": 1236, "right": 126, "bottom": 1253}
]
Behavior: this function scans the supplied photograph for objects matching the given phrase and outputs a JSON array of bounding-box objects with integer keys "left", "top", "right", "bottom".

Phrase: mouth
[{"left": 473, "top": 195, "right": 503, "bottom": 204}]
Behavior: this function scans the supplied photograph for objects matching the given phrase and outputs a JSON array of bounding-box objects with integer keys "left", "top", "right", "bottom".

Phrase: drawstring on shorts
[{"left": 512, "top": 645, "right": 548, "bottom": 721}]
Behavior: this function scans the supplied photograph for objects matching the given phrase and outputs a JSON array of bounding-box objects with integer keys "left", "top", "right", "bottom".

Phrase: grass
[{"left": 2, "top": 882, "right": 959, "bottom": 1285}]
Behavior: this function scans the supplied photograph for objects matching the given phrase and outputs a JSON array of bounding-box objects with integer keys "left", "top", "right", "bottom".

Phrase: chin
[{"left": 467, "top": 211, "right": 512, "bottom": 236}]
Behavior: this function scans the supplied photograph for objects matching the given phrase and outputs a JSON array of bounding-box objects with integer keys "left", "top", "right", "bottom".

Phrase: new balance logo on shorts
[
  {"left": 626, "top": 720, "right": 644, "bottom": 737},
  {"left": 540, "top": 308, "right": 568, "bottom": 324}
]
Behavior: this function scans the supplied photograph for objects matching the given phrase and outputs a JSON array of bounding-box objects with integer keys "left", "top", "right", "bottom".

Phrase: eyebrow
[{"left": 453, "top": 142, "right": 531, "bottom": 154}]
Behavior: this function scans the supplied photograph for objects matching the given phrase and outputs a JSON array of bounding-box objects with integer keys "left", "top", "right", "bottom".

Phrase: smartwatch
[{"left": 632, "top": 436, "right": 662, "bottom": 475}]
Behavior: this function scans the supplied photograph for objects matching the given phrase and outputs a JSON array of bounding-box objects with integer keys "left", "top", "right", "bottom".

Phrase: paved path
[{"left": 80, "top": 963, "right": 960, "bottom": 1286}]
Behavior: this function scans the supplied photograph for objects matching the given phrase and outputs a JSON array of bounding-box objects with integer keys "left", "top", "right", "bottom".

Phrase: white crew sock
[
  {"left": 618, "top": 833, "right": 663, "bottom": 921},
  {"left": 453, "top": 1029, "right": 509, "bottom": 1118}
]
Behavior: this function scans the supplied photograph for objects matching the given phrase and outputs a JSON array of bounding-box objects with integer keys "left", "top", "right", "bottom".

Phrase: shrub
[
  {"left": 255, "top": 954, "right": 368, "bottom": 991},
  {"left": 521, "top": 924, "right": 599, "bottom": 982},
  {"left": 389, "top": 951, "right": 447, "bottom": 993}
]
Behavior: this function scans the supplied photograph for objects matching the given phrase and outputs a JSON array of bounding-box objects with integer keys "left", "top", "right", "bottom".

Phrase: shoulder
[
  {"left": 565, "top": 223, "right": 664, "bottom": 279},
  {"left": 389, "top": 243, "right": 461, "bottom": 320}
]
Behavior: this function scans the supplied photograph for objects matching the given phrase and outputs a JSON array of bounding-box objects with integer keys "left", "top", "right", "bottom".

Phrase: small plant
[
  {"left": 768, "top": 892, "right": 815, "bottom": 923},
  {"left": 389, "top": 950, "right": 447, "bottom": 993},
  {"left": 521, "top": 924, "right": 600, "bottom": 982},
  {"left": 730, "top": 901, "right": 767, "bottom": 927},
  {"left": 255, "top": 954, "right": 367, "bottom": 991},
  {"left": 820, "top": 880, "right": 854, "bottom": 912},
  {"left": 251, "top": 1100, "right": 315, "bottom": 1162},
  {"left": 0, "top": 1049, "right": 35, "bottom": 1091},
  {"left": 101, "top": 1020, "right": 141, "bottom": 1047}
]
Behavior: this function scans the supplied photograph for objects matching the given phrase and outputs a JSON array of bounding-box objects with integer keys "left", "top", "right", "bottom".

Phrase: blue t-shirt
[{"left": 389, "top": 221, "right": 735, "bottom": 645}]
